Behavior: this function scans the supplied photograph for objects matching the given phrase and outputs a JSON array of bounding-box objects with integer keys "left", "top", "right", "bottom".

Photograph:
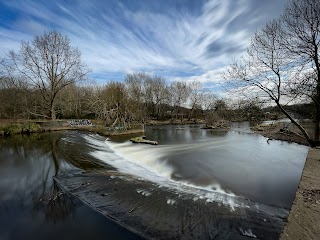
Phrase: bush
[
  {"left": 0, "top": 122, "right": 41, "bottom": 136},
  {"left": 4, "top": 124, "right": 22, "bottom": 135},
  {"left": 22, "top": 122, "right": 41, "bottom": 133}
]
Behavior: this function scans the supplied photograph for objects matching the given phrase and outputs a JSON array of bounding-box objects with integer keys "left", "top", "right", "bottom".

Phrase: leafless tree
[
  {"left": 7, "top": 31, "right": 89, "bottom": 120},
  {"left": 226, "top": 19, "right": 316, "bottom": 146},
  {"left": 188, "top": 81, "right": 205, "bottom": 120},
  {"left": 169, "top": 81, "right": 190, "bottom": 120},
  {"left": 125, "top": 72, "right": 170, "bottom": 120},
  {"left": 201, "top": 92, "right": 217, "bottom": 112},
  {"left": 282, "top": 0, "right": 320, "bottom": 141},
  {"left": 146, "top": 76, "right": 169, "bottom": 119},
  {"left": 0, "top": 59, "right": 31, "bottom": 119},
  {"left": 125, "top": 72, "right": 150, "bottom": 120}
]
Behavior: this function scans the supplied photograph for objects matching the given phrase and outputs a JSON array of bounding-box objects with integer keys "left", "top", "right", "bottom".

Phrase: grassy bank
[
  {"left": 0, "top": 121, "right": 42, "bottom": 136},
  {"left": 0, "top": 120, "right": 144, "bottom": 137}
]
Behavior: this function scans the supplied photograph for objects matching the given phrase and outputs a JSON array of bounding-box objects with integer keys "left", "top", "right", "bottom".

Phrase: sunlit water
[{"left": 0, "top": 124, "right": 308, "bottom": 239}]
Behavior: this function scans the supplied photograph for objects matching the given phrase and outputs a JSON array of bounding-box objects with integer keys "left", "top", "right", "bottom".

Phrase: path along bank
[{"left": 280, "top": 147, "right": 320, "bottom": 240}]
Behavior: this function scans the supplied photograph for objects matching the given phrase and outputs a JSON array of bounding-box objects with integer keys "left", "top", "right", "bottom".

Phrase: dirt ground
[
  {"left": 253, "top": 121, "right": 314, "bottom": 146},
  {"left": 280, "top": 148, "right": 320, "bottom": 240}
]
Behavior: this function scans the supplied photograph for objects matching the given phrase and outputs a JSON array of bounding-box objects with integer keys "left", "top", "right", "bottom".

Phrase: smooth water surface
[
  {"left": 0, "top": 133, "right": 141, "bottom": 240},
  {"left": 0, "top": 124, "right": 308, "bottom": 239}
]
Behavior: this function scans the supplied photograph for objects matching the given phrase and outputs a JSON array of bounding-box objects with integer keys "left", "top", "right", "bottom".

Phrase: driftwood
[{"left": 130, "top": 136, "right": 158, "bottom": 145}]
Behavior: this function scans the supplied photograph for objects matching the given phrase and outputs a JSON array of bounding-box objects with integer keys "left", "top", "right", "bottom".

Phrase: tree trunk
[
  {"left": 276, "top": 101, "right": 316, "bottom": 147},
  {"left": 313, "top": 49, "right": 320, "bottom": 142},
  {"left": 314, "top": 104, "right": 320, "bottom": 142},
  {"left": 50, "top": 103, "right": 56, "bottom": 120}
]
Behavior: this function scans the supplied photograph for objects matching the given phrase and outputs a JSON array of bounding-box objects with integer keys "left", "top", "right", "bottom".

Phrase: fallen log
[{"left": 130, "top": 136, "right": 158, "bottom": 145}]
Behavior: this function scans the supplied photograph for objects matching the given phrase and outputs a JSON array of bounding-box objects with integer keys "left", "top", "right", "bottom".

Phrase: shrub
[
  {"left": 22, "top": 122, "right": 41, "bottom": 133},
  {"left": 4, "top": 124, "right": 22, "bottom": 135}
]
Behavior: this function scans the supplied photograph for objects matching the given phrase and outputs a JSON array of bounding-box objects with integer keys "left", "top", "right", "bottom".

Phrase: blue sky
[{"left": 0, "top": 0, "right": 287, "bottom": 89}]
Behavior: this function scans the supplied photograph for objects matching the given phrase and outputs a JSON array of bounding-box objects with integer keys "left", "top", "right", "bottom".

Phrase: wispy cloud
[{"left": 0, "top": 0, "right": 286, "bottom": 89}]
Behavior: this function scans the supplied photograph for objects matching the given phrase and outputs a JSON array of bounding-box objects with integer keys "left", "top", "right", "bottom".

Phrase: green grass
[
  {"left": 22, "top": 122, "right": 41, "bottom": 133},
  {"left": 0, "top": 122, "right": 42, "bottom": 136}
]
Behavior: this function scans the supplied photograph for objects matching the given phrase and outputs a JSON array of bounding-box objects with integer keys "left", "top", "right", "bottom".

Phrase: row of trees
[
  {"left": 1, "top": 53, "right": 268, "bottom": 127},
  {"left": 0, "top": 31, "right": 273, "bottom": 126},
  {"left": 0, "top": 31, "right": 223, "bottom": 125},
  {"left": 226, "top": 0, "right": 320, "bottom": 146},
  {"left": 0, "top": 66, "right": 220, "bottom": 125}
]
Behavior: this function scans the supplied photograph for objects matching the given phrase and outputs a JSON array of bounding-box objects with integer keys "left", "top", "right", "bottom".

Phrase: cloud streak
[{"left": 0, "top": 0, "right": 287, "bottom": 91}]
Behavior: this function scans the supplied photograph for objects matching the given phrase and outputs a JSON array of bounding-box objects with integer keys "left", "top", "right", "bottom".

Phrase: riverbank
[
  {"left": 280, "top": 147, "right": 320, "bottom": 240},
  {"left": 0, "top": 119, "right": 144, "bottom": 137},
  {"left": 252, "top": 121, "right": 313, "bottom": 146},
  {"left": 145, "top": 119, "right": 206, "bottom": 125},
  {"left": 1, "top": 119, "right": 315, "bottom": 147}
]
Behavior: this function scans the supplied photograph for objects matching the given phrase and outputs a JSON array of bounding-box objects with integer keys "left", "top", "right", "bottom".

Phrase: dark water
[
  {"left": 0, "top": 124, "right": 308, "bottom": 239},
  {"left": 0, "top": 133, "right": 141, "bottom": 240},
  {"left": 106, "top": 124, "right": 308, "bottom": 209}
]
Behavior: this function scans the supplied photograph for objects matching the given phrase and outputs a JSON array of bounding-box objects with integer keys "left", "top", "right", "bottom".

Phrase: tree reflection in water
[
  {"left": 33, "top": 183, "right": 77, "bottom": 223},
  {"left": 0, "top": 131, "right": 144, "bottom": 240},
  {"left": 0, "top": 132, "right": 77, "bottom": 221}
]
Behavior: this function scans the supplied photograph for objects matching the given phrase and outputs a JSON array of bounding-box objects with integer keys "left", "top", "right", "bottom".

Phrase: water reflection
[
  {"left": 115, "top": 124, "right": 308, "bottom": 209},
  {"left": 0, "top": 132, "right": 141, "bottom": 240},
  {"left": 0, "top": 134, "right": 62, "bottom": 202},
  {"left": 0, "top": 126, "right": 309, "bottom": 240},
  {"left": 32, "top": 184, "right": 76, "bottom": 223}
]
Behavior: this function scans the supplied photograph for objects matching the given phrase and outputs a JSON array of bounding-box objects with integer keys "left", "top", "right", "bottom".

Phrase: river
[{"left": 0, "top": 123, "right": 308, "bottom": 239}]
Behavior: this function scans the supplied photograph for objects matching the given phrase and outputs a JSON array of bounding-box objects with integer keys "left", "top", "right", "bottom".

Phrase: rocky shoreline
[{"left": 252, "top": 123, "right": 310, "bottom": 146}]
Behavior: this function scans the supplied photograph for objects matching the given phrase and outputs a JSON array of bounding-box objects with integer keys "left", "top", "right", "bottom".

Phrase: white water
[{"left": 83, "top": 134, "right": 249, "bottom": 211}]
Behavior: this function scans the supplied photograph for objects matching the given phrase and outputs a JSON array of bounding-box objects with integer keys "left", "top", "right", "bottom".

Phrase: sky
[{"left": 0, "top": 0, "right": 287, "bottom": 93}]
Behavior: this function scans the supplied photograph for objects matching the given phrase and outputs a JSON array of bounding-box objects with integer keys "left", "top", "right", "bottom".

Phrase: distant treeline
[
  {"left": 0, "top": 72, "right": 214, "bottom": 126},
  {"left": 1, "top": 71, "right": 312, "bottom": 127}
]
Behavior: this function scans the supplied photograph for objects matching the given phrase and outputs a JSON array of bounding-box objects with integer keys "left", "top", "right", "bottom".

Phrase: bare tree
[
  {"left": 169, "top": 81, "right": 190, "bottom": 120},
  {"left": 201, "top": 92, "right": 217, "bottom": 112},
  {"left": 146, "top": 76, "right": 169, "bottom": 119},
  {"left": 188, "top": 81, "right": 204, "bottom": 120},
  {"left": 282, "top": 0, "right": 320, "bottom": 141},
  {"left": 125, "top": 72, "right": 170, "bottom": 120},
  {"left": 226, "top": 19, "right": 316, "bottom": 146},
  {"left": 125, "top": 72, "right": 150, "bottom": 120},
  {"left": 7, "top": 31, "right": 89, "bottom": 120},
  {"left": 0, "top": 60, "right": 31, "bottom": 119}
]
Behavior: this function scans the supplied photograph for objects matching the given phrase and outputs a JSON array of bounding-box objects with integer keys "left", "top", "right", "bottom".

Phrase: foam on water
[
  {"left": 136, "top": 189, "right": 152, "bottom": 197},
  {"left": 239, "top": 228, "right": 257, "bottom": 238},
  {"left": 81, "top": 134, "right": 287, "bottom": 214},
  {"left": 166, "top": 199, "right": 176, "bottom": 205}
]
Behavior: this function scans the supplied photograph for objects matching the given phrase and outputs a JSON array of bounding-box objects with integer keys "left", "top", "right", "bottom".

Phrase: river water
[{"left": 0, "top": 124, "right": 308, "bottom": 239}]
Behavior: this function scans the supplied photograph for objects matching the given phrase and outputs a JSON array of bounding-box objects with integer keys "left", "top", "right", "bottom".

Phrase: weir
[
  {"left": 52, "top": 128, "right": 308, "bottom": 239},
  {"left": 54, "top": 169, "right": 286, "bottom": 239}
]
